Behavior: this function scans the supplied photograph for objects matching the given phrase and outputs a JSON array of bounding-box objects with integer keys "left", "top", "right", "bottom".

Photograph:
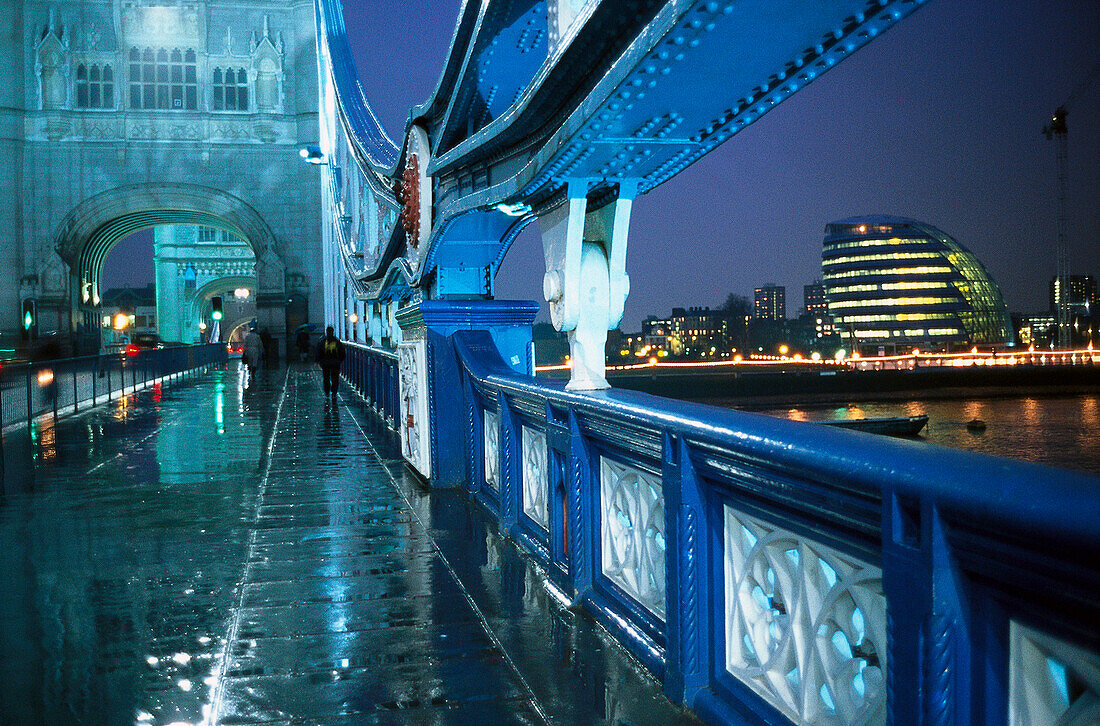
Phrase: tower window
[
  {"left": 76, "top": 63, "right": 114, "bottom": 108},
  {"left": 213, "top": 67, "right": 249, "bottom": 111},
  {"left": 128, "top": 47, "right": 197, "bottom": 110}
]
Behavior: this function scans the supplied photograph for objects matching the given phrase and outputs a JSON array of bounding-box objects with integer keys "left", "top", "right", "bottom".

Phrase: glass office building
[{"left": 822, "top": 216, "right": 1012, "bottom": 351}]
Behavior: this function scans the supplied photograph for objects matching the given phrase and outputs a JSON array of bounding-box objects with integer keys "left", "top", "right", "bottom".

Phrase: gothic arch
[
  {"left": 187, "top": 275, "right": 259, "bottom": 343},
  {"left": 53, "top": 182, "right": 285, "bottom": 304}
]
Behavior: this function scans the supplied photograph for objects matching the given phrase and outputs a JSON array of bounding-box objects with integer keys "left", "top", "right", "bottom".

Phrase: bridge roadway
[{"left": 0, "top": 364, "right": 699, "bottom": 725}]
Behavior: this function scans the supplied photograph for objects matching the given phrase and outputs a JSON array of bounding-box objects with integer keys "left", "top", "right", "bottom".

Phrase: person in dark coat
[
  {"left": 295, "top": 328, "right": 311, "bottom": 362},
  {"left": 315, "top": 326, "right": 346, "bottom": 397}
]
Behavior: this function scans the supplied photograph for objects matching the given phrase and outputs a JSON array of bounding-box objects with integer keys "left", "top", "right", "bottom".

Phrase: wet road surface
[{"left": 0, "top": 364, "right": 697, "bottom": 725}]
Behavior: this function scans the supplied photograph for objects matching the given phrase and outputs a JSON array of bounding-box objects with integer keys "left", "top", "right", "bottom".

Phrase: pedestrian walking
[
  {"left": 316, "top": 326, "right": 345, "bottom": 397},
  {"left": 243, "top": 327, "right": 263, "bottom": 380},
  {"left": 296, "top": 328, "right": 311, "bottom": 362},
  {"left": 259, "top": 328, "right": 274, "bottom": 365}
]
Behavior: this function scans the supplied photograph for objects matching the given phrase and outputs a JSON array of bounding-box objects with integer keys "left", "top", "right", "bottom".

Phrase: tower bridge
[
  {"left": 0, "top": 1, "right": 1098, "bottom": 725},
  {"left": 3, "top": 0, "right": 320, "bottom": 355}
]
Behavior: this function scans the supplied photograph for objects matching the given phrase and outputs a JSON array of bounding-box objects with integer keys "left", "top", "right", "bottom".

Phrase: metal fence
[
  {"left": 0, "top": 343, "right": 226, "bottom": 431},
  {"left": 436, "top": 329, "right": 1097, "bottom": 726},
  {"left": 341, "top": 342, "right": 399, "bottom": 429}
]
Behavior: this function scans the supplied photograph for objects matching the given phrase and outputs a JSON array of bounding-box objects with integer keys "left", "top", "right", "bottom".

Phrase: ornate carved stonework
[
  {"left": 120, "top": 3, "right": 203, "bottom": 47},
  {"left": 484, "top": 409, "right": 500, "bottom": 491},
  {"left": 521, "top": 426, "right": 547, "bottom": 528},
  {"left": 600, "top": 457, "right": 665, "bottom": 619},
  {"left": 723, "top": 505, "right": 886, "bottom": 725},
  {"left": 398, "top": 341, "right": 431, "bottom": 478},
  {"left": 1009, "top": 621, "right": 1100, "bottom": 726}
]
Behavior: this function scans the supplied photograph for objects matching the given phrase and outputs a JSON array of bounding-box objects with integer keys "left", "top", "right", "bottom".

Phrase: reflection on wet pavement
[{"left": 0, "top": 364, "right": 697, "bottom": 725}]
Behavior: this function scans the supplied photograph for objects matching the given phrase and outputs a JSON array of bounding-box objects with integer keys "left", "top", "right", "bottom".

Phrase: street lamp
[{"left": 299, "top": 145, "right": 326, "bottom": 165}]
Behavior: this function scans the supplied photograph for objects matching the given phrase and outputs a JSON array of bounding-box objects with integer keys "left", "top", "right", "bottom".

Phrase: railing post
[
  {"left": 566, "top": 410, "right": 595, "bottom": 599},
  {"left": 25, "top": 365, "right": 32, "bottom": 426},
  {"left": 393, "top": 300, "right": 539, "bottom": 487},
  {"left": 72, "top": 361, "right": 78, "bottom": 413},
  {"left": 498, "top": 394, "right": 521, "bottom": 533},
  {"left": 662, "top": 433, "right": 710, "bottom": 706}
]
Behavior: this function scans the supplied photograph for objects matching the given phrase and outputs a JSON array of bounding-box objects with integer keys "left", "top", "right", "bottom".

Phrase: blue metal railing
[
  {"left": 0, "top": 343, "right": 227, "bottom": 431},
  {"left": 341, "top": 342, "right": 399, "bottom": 429},
  {"left": 438, "top": 329, "right": 1098, "bottom": 726}
]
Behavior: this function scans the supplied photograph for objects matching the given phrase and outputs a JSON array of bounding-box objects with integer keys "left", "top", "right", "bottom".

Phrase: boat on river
[{"left": 822, "top": 414, "right": 929, "bottom": 437}]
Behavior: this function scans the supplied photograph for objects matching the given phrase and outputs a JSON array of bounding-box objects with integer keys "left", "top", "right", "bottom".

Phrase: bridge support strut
[{"left": 539, "top": 180, "right": 636, "bottom": 390}]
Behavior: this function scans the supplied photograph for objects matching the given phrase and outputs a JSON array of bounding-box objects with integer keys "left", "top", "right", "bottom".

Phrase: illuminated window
[
  {"left": 823, "top": 266, "right": 953, "bottom": 280},
  {"left": 76, "top": 63, "right": 114, "bottom": 108},
  {"left": 823, "top": 252, "right": 940, "bottom": 267},
  {"left": 213, "top": 67, "right": 249, "bottom": 111},
  {"left": 829, "top": 297, "right": 956, "bottom": 309},
  {"left": 824, "top": 237, "right": 924, "bottom": 251},
  {"left": 881, "top": 281, "right": 949, "bottom": 291},
  {"left": 129, "top": 47, "right": 197, "bottom": 110},
  {"left": 836, "top": 313, "right": 955, "bottom": 324}
]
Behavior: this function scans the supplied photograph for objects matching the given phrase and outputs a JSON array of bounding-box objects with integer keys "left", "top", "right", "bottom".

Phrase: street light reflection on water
[
  {"left": 214, "top": 381, "right": 225, "bottom": 433},
  {"left": 752, "top": 394, "right": 1100, "bottom": 472}
]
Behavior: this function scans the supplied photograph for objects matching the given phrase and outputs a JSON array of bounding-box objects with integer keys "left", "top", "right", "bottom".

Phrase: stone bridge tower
[{"left": 0, "top": 0, "right": 320, "bottom": 355}]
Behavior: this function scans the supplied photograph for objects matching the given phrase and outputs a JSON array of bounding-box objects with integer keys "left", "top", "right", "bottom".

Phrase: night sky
[{"left": 107, "top": 1, "right": 1100, "bottom": 331}]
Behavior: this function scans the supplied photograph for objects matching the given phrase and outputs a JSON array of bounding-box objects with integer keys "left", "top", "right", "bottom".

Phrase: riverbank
[{"left": 603, "top": 363, "right": 1100, "bottom": 408}]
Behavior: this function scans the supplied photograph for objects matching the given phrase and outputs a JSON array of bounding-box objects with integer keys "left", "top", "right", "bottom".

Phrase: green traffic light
[
  {"left": 23, "top": 311, "right": 32, "bottom": 329},
  {"left": 212, "top": 311, "right": 223, "bottom": 320}
]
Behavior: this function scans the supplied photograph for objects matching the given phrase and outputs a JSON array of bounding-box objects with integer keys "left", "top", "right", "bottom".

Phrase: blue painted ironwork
[
  {"left": 316, "top": 0, "right": 932, "bottom": 307},
  {"left": 340, "top": 342, "right": 399, "bottom": 428},
  {"left": 317, "top": 2, "right": 1100, "bottom": 723},
  {"left": 340, "top": 311, "right": 1100, "bottom": 726}
]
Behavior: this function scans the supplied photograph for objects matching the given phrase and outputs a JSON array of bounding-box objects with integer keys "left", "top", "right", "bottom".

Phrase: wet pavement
[{"left": 0, "top": 364, "right": 698, "bottom": 725}]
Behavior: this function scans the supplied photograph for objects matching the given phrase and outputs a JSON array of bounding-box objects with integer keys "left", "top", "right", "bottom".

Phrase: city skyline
[{"left": 106, "top": 0, "right": 1100, "bottom": 331}]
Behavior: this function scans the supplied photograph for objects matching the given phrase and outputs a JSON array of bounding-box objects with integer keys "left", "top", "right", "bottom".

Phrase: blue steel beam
[{"left": 317, "top": 0, "right": 929, "bottom": 301}]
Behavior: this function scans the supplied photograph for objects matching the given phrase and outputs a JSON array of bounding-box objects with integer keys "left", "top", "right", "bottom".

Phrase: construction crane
[{"left": 1043, "top": 60, "right": 1100, "bottom": 348}]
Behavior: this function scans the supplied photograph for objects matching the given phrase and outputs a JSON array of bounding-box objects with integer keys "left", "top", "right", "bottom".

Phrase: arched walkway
[{"left": 54, "top": 182, "right": 284, "bottom": 305}]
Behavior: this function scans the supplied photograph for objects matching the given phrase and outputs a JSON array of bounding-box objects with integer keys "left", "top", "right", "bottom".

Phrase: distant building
[
  {"left": 642, "top": 316, "right": 676, "bottom": 354},
  {"left": 822, "top": 216, "right": 1012, "bottom": 352},
  {"left": 639, "top": 307, "right": 732, "bottom": 358},
  {"left": 101, "top": 284, "right": 157, "bottom": 334},
  {"left": 753, "top": 284, "right": 786, "bottom": 321},
  {"left": 1049, "top": 275, "right": 1097, "bottom": 314},
  {"left": 803, "top": 282, "right": 828, "bottom": 316},
  {"left": 670, "top": 307, "right": 728, "bottom": 357},
  {"left": 1017, "top": 314, "right": 1055, "bottom": 349}
]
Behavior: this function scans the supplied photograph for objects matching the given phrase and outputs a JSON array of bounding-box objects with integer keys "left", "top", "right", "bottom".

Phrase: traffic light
[
  {"left": 211, "top": 296, "right": 223, "bottom": 321},
  {"left": 21, "top": 298, "right": 36, "bottom": 338}
]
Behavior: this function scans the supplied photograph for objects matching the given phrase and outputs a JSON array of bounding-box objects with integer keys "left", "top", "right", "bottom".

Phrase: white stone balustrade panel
[
  {"left": 1010, "top": 620, "right": 1100, "bottom": 726},
  {"left": 484, "top": 409, "right": 500, "bottom": 491},
  {"left": 600, "top": 458, "right": 665, "bottom": 620},
  {"left": 397, "top": 341, "right": 431, "bottom": 479},
  {"left": 723, "top": 505, "right": 886, "bottom": 725},
  {"left": 522, "top": 426, "right": 548, "bottom": 529}
]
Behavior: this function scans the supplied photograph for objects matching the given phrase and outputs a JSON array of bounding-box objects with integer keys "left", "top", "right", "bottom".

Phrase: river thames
[{"left": 729, "top": 393, "right": 1100, "bottom": 474}]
